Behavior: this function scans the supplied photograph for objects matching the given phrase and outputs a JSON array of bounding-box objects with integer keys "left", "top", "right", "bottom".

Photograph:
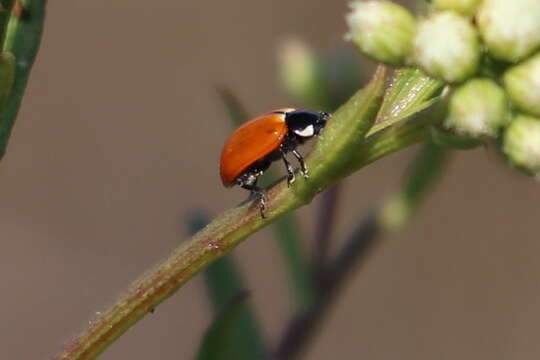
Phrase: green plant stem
[
  {"left": 0, "top": 0, "right": 47, "bottom": 161},
  {"left": 53, "top": 66, "right": 442, "bottom": 360},
  {"left": 380, "top": 142, "right": 449, "bottom": 230}
]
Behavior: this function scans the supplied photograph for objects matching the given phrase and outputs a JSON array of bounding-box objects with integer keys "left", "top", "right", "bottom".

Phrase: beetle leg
[
  {"left": 248, "top": 187, "right": 267, "bottom": 219},
  {"left": 280, "top": 146, "right": 295, "bottom": 187},
  {"left": 238, "top": 172, "right": 267, "bottom": 218},
  {"left": 291, "top": 148, "right": 308, "bottom": 179},
  {"left": 257, "top": 189, "right": 267, "bottom": 218}
]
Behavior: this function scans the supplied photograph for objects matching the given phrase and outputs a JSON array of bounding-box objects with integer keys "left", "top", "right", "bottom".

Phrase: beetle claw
[{"left": 287, "top": 173, "right": 296, "bottom": 187}]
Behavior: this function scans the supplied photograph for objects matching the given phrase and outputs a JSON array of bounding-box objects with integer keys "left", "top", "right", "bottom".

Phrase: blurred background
[{"left": 1, "top": 1, "right": 540, "bottom": 359}]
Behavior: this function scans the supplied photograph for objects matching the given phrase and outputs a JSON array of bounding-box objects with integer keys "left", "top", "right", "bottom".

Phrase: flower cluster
[{"left": 345, "top": 0, "right": 540, "bottom": 176}]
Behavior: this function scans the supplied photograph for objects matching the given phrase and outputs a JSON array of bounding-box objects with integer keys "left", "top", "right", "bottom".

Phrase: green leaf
[
  {"left": 202, "top": 259, "right": 266, "bottom": 359},
  {"left": 215, "top": 87, "right": 248, "bottom": 128},
  {"left": 0, "top": 0, "right": 47, "bottom": 161},
  {"left": 196, "top": 293, "right": 255, "bottom": 360},
  {"left": 0, "top": 51, "right": 15, "bottom": 110},
  {"left": 0, "top": 0, "right": 15, "bottom": 45}
]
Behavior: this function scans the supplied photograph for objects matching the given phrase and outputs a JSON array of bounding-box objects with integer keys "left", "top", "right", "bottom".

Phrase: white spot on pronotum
[{"left": 295, "top": 124, "right": 314, "bottom": 137}]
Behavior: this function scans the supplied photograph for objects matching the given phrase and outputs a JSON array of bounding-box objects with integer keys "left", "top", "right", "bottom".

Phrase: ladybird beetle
[{"left": 220, "top": 108, "right": 329, "bottom": 217}]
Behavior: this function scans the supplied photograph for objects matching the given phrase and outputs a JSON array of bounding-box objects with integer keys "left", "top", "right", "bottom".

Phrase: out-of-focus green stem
[
  {"left": 274, "top": 214, "right": 381, "bottom": 360},
  {"left": 379, "top": 142, "right": 449, "bottom": 230},
  {"left": 311, "top": 184, "right": 340, "bottom": 291},
  {"left": 272, "top": 215, "right": 314, "bottom": 310},
  {"left": 0, "top": 0, "right": 47, "bottom": 161}
]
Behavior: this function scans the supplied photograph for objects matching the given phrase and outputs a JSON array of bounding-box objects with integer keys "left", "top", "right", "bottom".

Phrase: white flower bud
[
  {"left": 503, "top": 52, "right": 540, "bottom": 117},
  {"left": 345, "top": 1, "right": 416, "bottom": 65},
  {"left": 445, "top": 78, "right": 509, "bottom": 137},
  {"left": 503, "top": 114, "right": 540, "bottom": 175},
  {"left": 412, "top": 11, "right": 480, "bottom": 83},
  {"left": 476, "top": 0, "right": 540, "bottom": 62}
]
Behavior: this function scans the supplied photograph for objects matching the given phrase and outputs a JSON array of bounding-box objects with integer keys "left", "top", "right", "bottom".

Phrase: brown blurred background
[{"left": 1, "top": 1, "right": 540, "bottom": 359}]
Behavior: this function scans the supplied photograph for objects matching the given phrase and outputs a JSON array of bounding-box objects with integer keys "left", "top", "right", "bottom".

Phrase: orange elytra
[{"left": 219, "top": 108, "right": 329, "bottom": 217}]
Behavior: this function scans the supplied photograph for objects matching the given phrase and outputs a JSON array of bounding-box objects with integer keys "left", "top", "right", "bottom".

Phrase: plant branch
[
  {"left": 53, "top": 66, "right": 443, "bottom": 360},
  {"left": 275, "top": 213, "right": 381, "bottom": 360},
  {"left": 311, "top": 184, "right": 341, "bottom": 291}
]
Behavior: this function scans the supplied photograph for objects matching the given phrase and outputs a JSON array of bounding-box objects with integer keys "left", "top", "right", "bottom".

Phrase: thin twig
[{"left": 311, "top": 184, "right": 341, "bottom": 291}]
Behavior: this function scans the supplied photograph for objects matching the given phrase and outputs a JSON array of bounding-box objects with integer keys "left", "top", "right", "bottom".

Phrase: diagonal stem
[
  {"left": 275, "top": 214, "right": 381, "bottom": 360},
  {"left": 311, "top": 184, "right": 341, "bottom": 291}
]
